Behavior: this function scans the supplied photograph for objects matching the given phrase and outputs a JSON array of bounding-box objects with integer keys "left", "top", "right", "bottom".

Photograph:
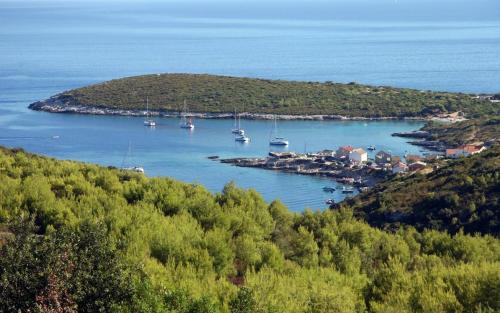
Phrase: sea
[{"left": 1, "top": 0, "right": 499, "bottom": 211}]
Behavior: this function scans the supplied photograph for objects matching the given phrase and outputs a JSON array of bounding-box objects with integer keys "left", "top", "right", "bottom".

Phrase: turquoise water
[
  {"left": 0, "top": 99, "right": 424, "bottom": 210},
  {"left": 0, "top": 0, "right": 498, "bottom": 210}
]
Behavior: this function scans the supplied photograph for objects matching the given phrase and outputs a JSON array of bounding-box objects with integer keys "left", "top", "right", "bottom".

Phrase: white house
[
  {"left": 349, "top": 148, "right": 368, "bottom": 163},
  {"left": 392, "top": 162, "right": 408, "bottom": 174}
]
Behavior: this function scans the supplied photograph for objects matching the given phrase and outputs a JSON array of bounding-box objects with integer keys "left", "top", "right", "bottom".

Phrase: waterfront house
[
  {"left": 349, "top": 148, "right": 368, "bottom": 163},
  {"left": 392, "top": 162, "right": 408, "bottom": 174},
  {"left": 336, "top": 146, "right": 353, "bottom": 159},
  {"left": 445, "top": 144, "right": 486, "bottom": 158},
  {"left": 375, "top": 151, "right": 392, "bottom": 165},
  {"left": 409, "top": 161, "right": 427, "bottom": 172}
]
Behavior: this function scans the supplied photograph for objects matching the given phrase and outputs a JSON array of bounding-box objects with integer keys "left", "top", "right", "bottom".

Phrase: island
[{"left": 29, "top": 73, "right": 498, "bottom": 119}]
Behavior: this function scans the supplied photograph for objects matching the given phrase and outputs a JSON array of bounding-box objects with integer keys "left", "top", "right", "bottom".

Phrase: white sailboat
[
  {"left": 143, "top": 97, "right": 156, "bottom": 127},
  {"left": 121, "top": 141, "right": 144, "bottom": 173},
  {"left": 269, "top": 115, "right": 289, "bottom": 146},
  {"left": 231, "top": 110, "right": 244, "bottom": 135},
  {"left": 180, "top": 100, "right": 195, "bottom": 129}
]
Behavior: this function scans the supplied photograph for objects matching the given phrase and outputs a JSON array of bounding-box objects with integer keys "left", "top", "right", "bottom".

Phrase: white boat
[
  {"left": 270, "top": 137, "right": 289, "bottom": 146},
  {"left": 180, "top": 100, "right": 195, "bottom": 129},
  {"left": 143, "top": 97, "right": 156, "bottom": 127},
  {"left": 341, "top": 186, "right": 355, "bottom": 194},
  {"left": 269, "top": 115, "right": 289, "bottom": 146},
  {"left": 121, "top": 142, "right": 144, "bottom": 173},
  {"left": 235, "top": 135, "right": 250, "bottom": 142},
  {"left": 123, "top": 166, "right": 145, "bottom": 173},
  {"left": 367, "top": 145, "right": 376, "bottom": 151},
  {"left": 231, "top": 110, "right": 245, "bottom": 135}
]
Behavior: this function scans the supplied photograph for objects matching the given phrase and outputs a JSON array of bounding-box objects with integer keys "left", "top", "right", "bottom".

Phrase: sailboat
[
  {"left": 143, "top": 97, "right": 156, "bottom": 127},
  {"left": 231, "top": 110, "right": 245, "bottom": 135},
  {"left": 269, "top": 115, "right": 289, "bottom": 146},
  {"left": 121, "top": 141, "right": 144, "bottom": 173},
  {"left": 180, "top": 100, "right": 195, "bottom": 130}
]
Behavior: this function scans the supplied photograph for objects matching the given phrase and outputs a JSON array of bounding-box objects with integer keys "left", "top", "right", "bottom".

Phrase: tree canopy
[{"left": 0, "top": 146, "right": 499, "bottom": 312}]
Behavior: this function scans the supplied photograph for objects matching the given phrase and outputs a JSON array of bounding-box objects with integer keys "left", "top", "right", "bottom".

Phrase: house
[
  {"left": 336, "top": 146, "right": 353, "bottom": 159},
  {"left": 409, "top": 161, "right": 427, "bottom": 172},
  {"left": 392, "top": 162, "right": 408, "bottom": 174},
  {"left": 405, "top": 154, "right": 424, "bottom": 164},
  {"left": 349, "top": 148, "right": 368, "bottom": 163},
  {"left": 375, "top": 151, "right": 392, "bottom": 165},
  {"left": 390, "top": 155, "right": 401, "bottom": 165},
  {"left": 445, "top": 144, "right": 486, "bottom": 158}
]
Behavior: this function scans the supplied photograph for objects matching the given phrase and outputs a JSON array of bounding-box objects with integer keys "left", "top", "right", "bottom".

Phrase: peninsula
[{"left": 29, "top": 73, "right": 498, "bottom": 119}]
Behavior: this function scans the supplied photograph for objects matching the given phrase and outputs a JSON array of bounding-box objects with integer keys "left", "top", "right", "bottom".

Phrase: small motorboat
[
  {"left": 269, "top": 137, "right": 289, "bottom": 146},
  {"left": 325, "top": 199, "right": 335, "bottom": 205},
  {"left": 123, "top": 166, "right": 145, "bottom": 173},
  {"left": 235, "top": 135, "right": 250, "bottom": 143},
  {"left": 367, "top": 145, "right": 376, "bottom": 151},
  {"left": 322, "top": 186, "right": 336, "bottom": 192},
  {"left": 341, "top": 186, "right": 355, "bottom": 194}
]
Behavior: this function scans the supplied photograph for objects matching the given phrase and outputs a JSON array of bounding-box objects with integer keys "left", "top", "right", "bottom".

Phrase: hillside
[
  {"left": 29, "top": 73, "right": 498, "bottom": 118},
  {"left": 0, "top": 146, "right": 499, "bottom": 312},
  {"left": 343, "top": 145, "right": 500, "bottom": 236},
  {"left": 422, "top": 117, "right": 500, "bottom": 147}
]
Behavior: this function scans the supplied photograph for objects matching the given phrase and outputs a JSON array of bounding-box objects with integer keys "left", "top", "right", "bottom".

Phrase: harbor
[{"left": 219, "top": 145, "right": 439, "bottom": 202}]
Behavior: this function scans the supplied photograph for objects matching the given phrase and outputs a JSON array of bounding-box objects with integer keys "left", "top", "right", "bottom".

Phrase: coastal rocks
[
  {"left": 391, "top": 130, "right": 430, "bottom": 138},
  {"left": 391, "top": 130, "right": 448, "bottom": 152},
  {"left": 29, "top": 95, "right": 429, "bottom": 121}
]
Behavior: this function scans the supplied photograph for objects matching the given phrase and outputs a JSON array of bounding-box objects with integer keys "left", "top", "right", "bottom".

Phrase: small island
[{"left": 29, "top": 73, "right": 498, "bottom": 119}]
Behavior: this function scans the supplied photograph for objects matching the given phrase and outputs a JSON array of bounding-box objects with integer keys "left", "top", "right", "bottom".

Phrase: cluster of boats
[
  {"left": 324, "top": 185, "right": 355, "bottom": 205},
  {"left": 143, "top": 101, "right": 289, "bottom": 146}
]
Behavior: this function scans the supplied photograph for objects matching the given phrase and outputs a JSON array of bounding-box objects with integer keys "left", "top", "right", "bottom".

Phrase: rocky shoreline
[
  {"left": 391, "top": 130, "right": 447, "bottom": 151},
  {"left": 29, "top": 96, "right": 432, "bottom": 121}
]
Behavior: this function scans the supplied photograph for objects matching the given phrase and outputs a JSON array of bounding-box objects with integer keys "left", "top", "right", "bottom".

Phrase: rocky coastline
[
  {"left": 29, "top": 96, "right": 431, "bottom": 121},
  {"left": 391, "top": 130, "right": 447, "bottom": 151}
]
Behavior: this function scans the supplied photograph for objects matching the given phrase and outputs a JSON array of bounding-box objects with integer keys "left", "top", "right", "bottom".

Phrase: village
[{"left": 219, "top": 142, "right": 489, "bottom": 193}]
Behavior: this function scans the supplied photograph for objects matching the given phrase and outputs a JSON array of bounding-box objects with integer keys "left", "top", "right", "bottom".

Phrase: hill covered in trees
[
  {"left": 29, "top": 73, "right": 498, "bottom": 118},
  {"left": 1, "top": 146, "right": 499, "bottom": 312},
  {"left": 344, "top": 145, "right": 500, "bottom": 236}
]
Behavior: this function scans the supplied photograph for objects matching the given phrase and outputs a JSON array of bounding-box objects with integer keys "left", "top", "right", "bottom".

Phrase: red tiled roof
[{"left": 338, "top": 146, "right": 353, "bottom": 152}]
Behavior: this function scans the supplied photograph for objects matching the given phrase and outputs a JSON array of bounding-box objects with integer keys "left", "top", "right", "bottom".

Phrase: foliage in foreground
[
  {"left": 344, "top": 145, "right": 499, "bottom": 236},
  {"left": 0, "top": 146, "right": 499, "bottom": 312},
  {"left": 32, "top": 73, "right": 498, "bottom": 118}
]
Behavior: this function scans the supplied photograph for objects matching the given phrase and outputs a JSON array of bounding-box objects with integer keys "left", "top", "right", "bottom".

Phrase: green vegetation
[
  {"left": 32, "top": 73, "right": 498, "bottom": 118},
  {"left": 344, "top": 145, "right": 500, "bottom": 236},
  {"left": 423, "top": 117, "right": 500, "bottom": 146},
  {"left": 1, "top": 146, "right": 499, "bottom": 312}
]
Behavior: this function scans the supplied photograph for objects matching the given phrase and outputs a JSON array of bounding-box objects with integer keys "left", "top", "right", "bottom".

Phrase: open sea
[{"left": 1, "top": 0, "right": 499, "bottom": 210}]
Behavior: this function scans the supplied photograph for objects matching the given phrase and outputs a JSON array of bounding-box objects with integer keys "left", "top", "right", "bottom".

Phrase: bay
[{"left": 1, "top": 0, "right": 498, "bottom": 210}]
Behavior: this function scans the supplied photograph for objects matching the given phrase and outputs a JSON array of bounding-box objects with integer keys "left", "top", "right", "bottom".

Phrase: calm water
[{"left": 0, "top": 1, "right": 498, "bottom": 210}]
